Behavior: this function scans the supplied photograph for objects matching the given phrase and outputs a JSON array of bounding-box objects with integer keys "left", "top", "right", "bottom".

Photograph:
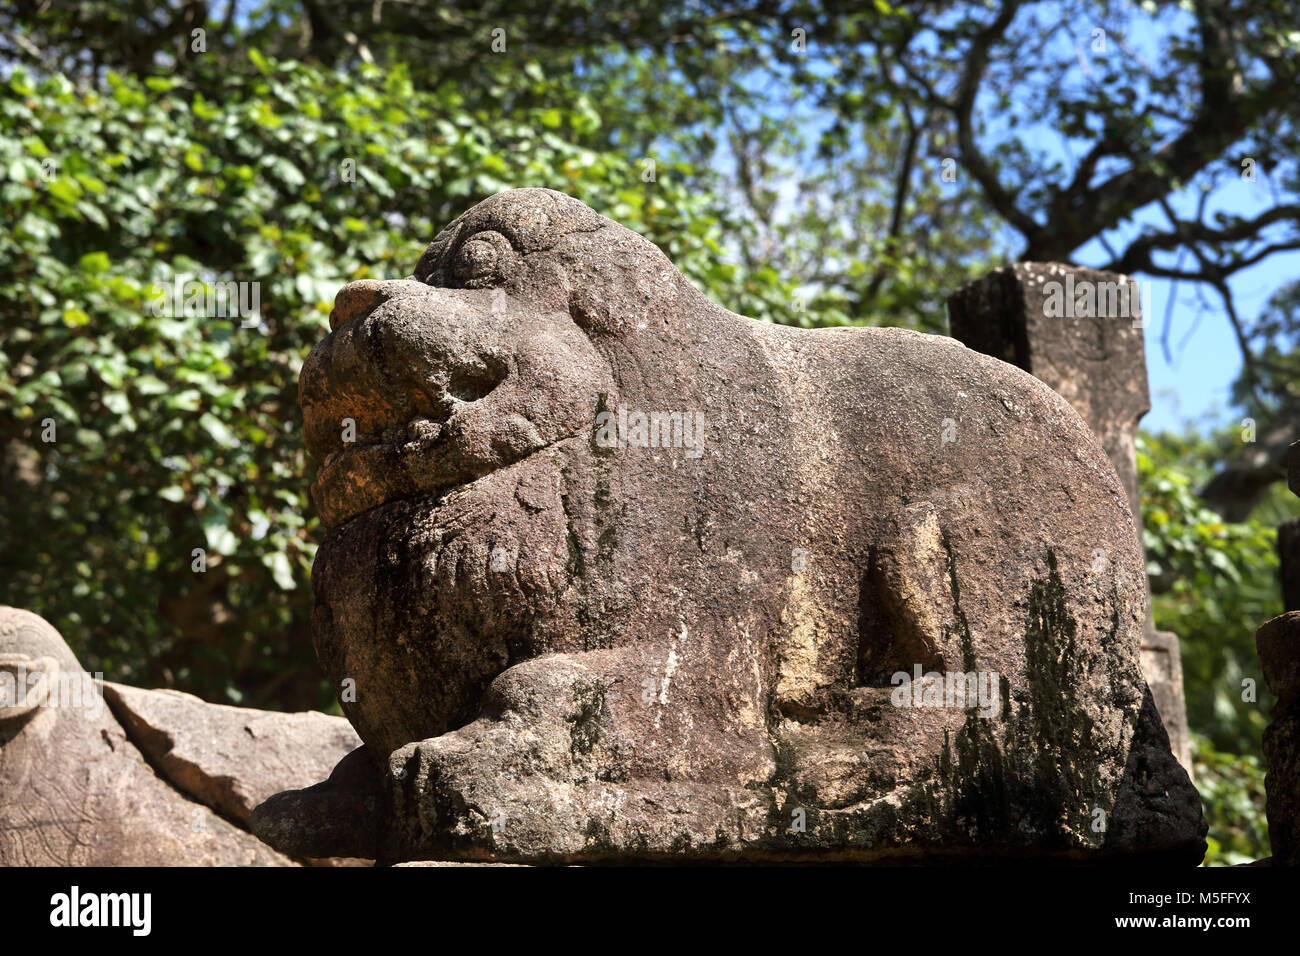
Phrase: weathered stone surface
[
  {"left": 0, "top": 607, "right": 292, "bottom": 866},
  {"left": 101, "top": 680, "right": 361, "bottom": 826},
  {"left": 255, "top": 188, "right": 1205, "bottom": 864},
  {"left": 1259, "top": 611, "right": 1300, "bottom": 712},
  {"left": 1141, "top": 629, "right": 1188, "bottom": 763},
  {"left": 1258, "top": 610, "right": 1300, "bottom": 866},
  {"left": 1285, "top": 442, "right": 1300, "bottom": 613},
  {"left": 1280, "top": 518, "right": 1300, "bottom": 612},
  {"left": 250, "top": 746, "right": 385, "bottom": 860},
  {"left": 948, "top": 262, "right": 1193, "bottom": 775},
  {"left": 948, "top": 264, "right": 1150, "bottom": 519}
]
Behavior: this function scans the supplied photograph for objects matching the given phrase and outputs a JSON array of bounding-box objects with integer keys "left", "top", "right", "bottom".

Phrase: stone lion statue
[{"left": 252, "top": 188, "right": 1204, "bottom": 864}]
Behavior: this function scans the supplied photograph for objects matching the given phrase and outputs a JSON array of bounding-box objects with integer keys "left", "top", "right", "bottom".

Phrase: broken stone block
[
  {"left": 100, "top": 681, "right": 361, "bottom": 826},
  {"left": 0, "top": 606, "right": 292, "bottom": 866}
]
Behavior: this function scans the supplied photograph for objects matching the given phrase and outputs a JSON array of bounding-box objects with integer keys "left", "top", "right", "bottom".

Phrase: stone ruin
[
  {"left": 2, "top": 188, "right": 1212, "bottom": 865},
  {"left": 255, "top": 188, "right": 1204, "bottom": 863},
  {"left": 1256, "top": 442, "right": 1300, "bottom": 867},
  {"left": 948, "top": 263, "right": 1192, "bottom": 775},
  {"left": 0, "top": 606, "right": 361, "bottom": 865}
]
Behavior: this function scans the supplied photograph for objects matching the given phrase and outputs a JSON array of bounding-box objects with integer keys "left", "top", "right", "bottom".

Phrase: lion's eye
[{"left": 453, "top": 231, "right": 510, "bottom": 285}]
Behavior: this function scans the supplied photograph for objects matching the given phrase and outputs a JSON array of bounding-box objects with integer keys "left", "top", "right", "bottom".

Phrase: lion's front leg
[{"left": 383, "top": 644, "right": 778, "bottom": 863}]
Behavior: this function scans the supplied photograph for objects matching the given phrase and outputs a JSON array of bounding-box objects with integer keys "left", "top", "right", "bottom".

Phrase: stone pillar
[
  {"left": 1259, "top": 609, "right": 1300, "bottom": 866},
  {"left": 1257, "top": 442, "right": 1300, "bottom": 865},
  {"left": 1280, "top": 442, "right": 1299, "bottom": 609},
  {"left": 1279, "top": 520, "right": 1299, "bottom": 612},
  {"left": 947, "top": 262, "right": 1192, "bottom": 774}
]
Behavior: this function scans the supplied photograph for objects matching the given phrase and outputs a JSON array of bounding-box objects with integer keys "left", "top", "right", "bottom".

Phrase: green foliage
[
  {"left": 1192, "top": 733, "right": 1270, "bottom": 867},
  {"left": 0, "top": 55, "right": 802, "bottom": 707},
  {"left": 1138, "top": 430, "right": 1289, "bottom": 755},
  {"left": 1139, "top": 429, "right": 1295, "bottom": 864}
]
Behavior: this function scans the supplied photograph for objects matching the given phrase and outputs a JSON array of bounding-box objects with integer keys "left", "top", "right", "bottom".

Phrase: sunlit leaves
[{"left": 0, "top": 51, "right": 797, "bottom": 710}]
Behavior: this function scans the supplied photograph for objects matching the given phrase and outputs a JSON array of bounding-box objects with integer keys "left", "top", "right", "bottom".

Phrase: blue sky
[
  {"left": 733, "top": 6, "right": 1296, "bottom": 439},
  {"left": 1002, "top": 7, "right": 1296, "bottom": 436},
  {"left": 1075, "top": 181, "right": 1300, "bottom": 435}
]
